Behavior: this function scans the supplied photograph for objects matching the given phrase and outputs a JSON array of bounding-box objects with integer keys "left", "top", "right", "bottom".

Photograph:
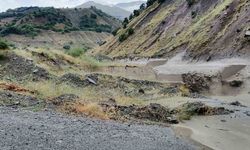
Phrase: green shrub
[
  {"left": 66, "top": 48, "right": 87, "bottom": 57},
  {"left": 63, "top": 45, "right": 71, "bottom": 50},
  {"left": 0, "top": 40, "right": 8, "bottom": 50},
  {"left": 0, "top": 24, "right": 38, "bottom": 37},
  {"left": 158, "top": 0, "right": 165, "bottom": 3},
  {"left": 186, "top": 0, "right": 196, "bottom": 7},
  {"left": 133, "top": 10, "right": 140, "bottom": 17},
  {"left": 129, "top": 14, "right": 134, "bottom": 20},
  {"left": 119, "top": 33, "right": 127, "bottom": 42},
  {"left": 127, "top": 28, "right": 134, "bottom": 35},
  {"left": 119, "top": 28, "right": 134, "bottom": 42},
  {"left": 122, "top": 17, "right": 129, "bottom": 29},
  {"left": 112, "top": 27, "right": 120, "bottom": 36},
  {"left": 79, "top": 15, "right": 112, "bottom": 33}
]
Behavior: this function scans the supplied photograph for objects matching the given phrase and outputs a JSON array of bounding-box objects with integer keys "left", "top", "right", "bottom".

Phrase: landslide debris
[
  {"left": 182, "top": 73, "right": 212, "bottom": 93},
  {"left": 100, "top": 101, "right": 233, "bottom": 124},
  {"left": 0, "top": 90, "right": 44, "bottom": 108},
  {"left": 0, "top": 53, "right": 51, "bottom": 81},
  {"left": 59, "top": 73, "right": 181, "bottom": 97}
]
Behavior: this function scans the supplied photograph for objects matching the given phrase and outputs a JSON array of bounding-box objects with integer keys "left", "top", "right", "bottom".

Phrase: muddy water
[{"left": 98, "top": 54, "right": 250, "bottom": 150}]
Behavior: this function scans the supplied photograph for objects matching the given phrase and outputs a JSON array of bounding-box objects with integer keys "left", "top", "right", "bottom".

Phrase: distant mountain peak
[
  {"left": 76, "top": 1, "right": 130, "bottom": 20},
  {"left": 115, "top": 1, "right": 146, "bottom": 12}
]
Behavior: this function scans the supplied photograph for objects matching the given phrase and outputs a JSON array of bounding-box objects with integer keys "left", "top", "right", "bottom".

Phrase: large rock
[
  {"left": 245, "top": 31, "right": 250, "bottom": 37},
  {"left": 182, "top": 73, "right": 212, "bottom": 93}
]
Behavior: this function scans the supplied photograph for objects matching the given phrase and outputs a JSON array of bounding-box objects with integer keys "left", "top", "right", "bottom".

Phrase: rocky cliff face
[{"left": 97, "top": 0, "right": 250, "bottom": 61}]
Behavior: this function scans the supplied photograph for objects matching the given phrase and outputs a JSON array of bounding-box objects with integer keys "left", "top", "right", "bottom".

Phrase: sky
[{"left": 0, "top": 0, "right": 140, "bottom": 12}]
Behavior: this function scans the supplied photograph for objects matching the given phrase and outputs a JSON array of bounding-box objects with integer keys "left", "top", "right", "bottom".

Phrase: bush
[
  {"left": 112, "top": 27, "right": 120, "bottom": 36},
  {"left": 122, "top": 17, "right": 129, "bottom": 29},
  {"left": 79, "top": 15, "right": 112, "bottom": 33},
  {"left": 140, "top": 3, "right": 146, "bottom": 10},
  {"left": 158, "top": 0, "right": 165, "bottom": 3},
  {"left": 129, "top": 14, "right": 134, "bottom": 20},
  {"left": 146, "top": 0, "right": 155, "bottom": 7},
  {"left": 63, "top": 45, "right": 71, "bottom": 50},
  {"left": 66, "top": 48, "right": 86, "bottom": 57},
  {"left": 119, "top": 33, "right": 127, "bottom": 42},
  {"left": 133, "top": 10, "right": 140, "bottom": 17},
  {"left": 0, "top": 24, "right": 38, "bottom": 37},
  {"left": 0, "top": 40, "right": 8, "bottom": 50},
  {"left": 186, "top": 0, "right": 196, "bottom": 7},
  {"left": 127, "top": 28, "right": 134, "bottom": 35},
  {"left": 118, "top": 28, "right": 134, "bottom": 42}
]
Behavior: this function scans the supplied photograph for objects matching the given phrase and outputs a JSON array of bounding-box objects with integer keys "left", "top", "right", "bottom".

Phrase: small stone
[
  {"left": 245, "top": 31, "right": 250, "bottom": 37},
  {"left": 229, "top": 101, "right": 246, "bottom": 107}
]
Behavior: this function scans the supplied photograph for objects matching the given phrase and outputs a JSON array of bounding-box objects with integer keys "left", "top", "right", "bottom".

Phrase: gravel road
[{"left": 0, "top": 107, "right": 197, "bottom": 150}]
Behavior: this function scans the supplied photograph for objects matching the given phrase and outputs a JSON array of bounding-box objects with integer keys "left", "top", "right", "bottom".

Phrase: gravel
[{"left": 0, "top": 107, "right": 197, "bottom": 150}]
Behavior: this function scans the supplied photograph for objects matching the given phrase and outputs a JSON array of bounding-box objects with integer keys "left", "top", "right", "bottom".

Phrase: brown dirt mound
[
  {"left": 100, "top": 101, "right": 233, "bottom": 124},
  {"left": 0, "top": 82, "right": 34, "bottom": 94}
]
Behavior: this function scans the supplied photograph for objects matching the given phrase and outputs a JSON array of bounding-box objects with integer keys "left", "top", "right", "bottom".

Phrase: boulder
[{"left": 245, "top": 31, "right": 250, "bottom": 37}]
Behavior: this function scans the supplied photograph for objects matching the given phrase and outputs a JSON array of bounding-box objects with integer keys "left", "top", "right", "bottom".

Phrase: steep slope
[
  {"left": 76, "top": 1, "right": 131, "bottom": 20},
  {"left": 97, "top": 0, "right": 250, "bottom": 61},
  {"left": 115, "top": 1, "right": 146, "bottom": 12}
]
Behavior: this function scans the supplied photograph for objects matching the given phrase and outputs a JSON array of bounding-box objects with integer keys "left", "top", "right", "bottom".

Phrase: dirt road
[{"left": 0, "top": 107, "right": 198, "bottom": 150}]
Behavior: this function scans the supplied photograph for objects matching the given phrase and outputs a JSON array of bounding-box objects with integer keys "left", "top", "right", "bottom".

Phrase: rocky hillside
[{"left": 97, "top": 0, "right": 250, "bottom": 60}]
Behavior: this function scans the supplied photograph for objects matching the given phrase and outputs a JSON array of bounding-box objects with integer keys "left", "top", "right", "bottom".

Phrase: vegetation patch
[
  {"left": 65, "top": 102, "right": 109, "bottom": 120},
  {"left": 119, "top": 28, "right": 134, "bottom": 42},
  {"left": 66, "top": 48, "right": 87, "bottom": 57},
  {"left": 0, "top": 40, "right": 9, "bottom": 50}
]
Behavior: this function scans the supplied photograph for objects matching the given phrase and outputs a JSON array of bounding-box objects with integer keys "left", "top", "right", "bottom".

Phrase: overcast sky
[{"left": 0, "top": 0, "right": 140, "bottom": 12}]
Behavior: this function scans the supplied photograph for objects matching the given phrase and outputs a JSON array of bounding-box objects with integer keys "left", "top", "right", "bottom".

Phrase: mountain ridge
[
  {"left": 115, "top": 1, "right": 146, "bottom": 12},
  {"left": 76, "top": 1, "right": 131, "bottom": 20}
]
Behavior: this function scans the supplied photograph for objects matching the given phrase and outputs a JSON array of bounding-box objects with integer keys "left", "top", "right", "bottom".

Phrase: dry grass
[
  {"left": 23, "top": 80, "right": 85, "bottom": 99},
  {"left": 72, "top": 102, "right": 109, "bottom": 120},
  {"left": 114, "top": 95, "right": 144, "bottom": 106},
  {"left": 14, "top": 48, "right": 101, "bottom": 76}
]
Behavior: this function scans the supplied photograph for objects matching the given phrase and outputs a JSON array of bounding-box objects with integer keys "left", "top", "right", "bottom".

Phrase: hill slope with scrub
[{"left": 96, "top": 0, "right": 250, "bottom": 61}]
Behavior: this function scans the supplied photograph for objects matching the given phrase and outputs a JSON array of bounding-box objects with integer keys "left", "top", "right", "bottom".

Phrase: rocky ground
[{"left": 0, "top": 107, "right": 198, "bottom": 150}]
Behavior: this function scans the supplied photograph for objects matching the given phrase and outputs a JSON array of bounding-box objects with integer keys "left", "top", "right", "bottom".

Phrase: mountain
[
  {"left": 0, "top": 7, "right": 121, "bottom": 36},
  {"left": 96, "top": 0, "right": 250, "bottom": 60},
  {"left": 0, "top": 6, "right": 121, "bottom": 49},
  {"left": 115, "top": 1, "right": 146, "bottom": 12},
  {"left": 76, "top": 1, "right": 131, "bottom": 20}
]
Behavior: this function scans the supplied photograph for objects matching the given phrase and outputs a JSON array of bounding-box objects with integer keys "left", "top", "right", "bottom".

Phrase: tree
[
  {"left": 129, "top": 14, "right": 133, "bottom": 20},
  {"left": 186, "top": 0, "right": 196, "bottom": 7},
  {"left": 140, "top": 3, "right": 146, "bottom": 10},
  {"left": 127, "top": 28, "right": 134, "bottom": 35},
  {"left": 133, "top": 10, "right": 140, "bottom": 17},
  {"left": 119, "top": 33, "right": 127, "bottom": 42},
  {"left": 146, "top": 0, "right": 155, "bottom": 8},
  {"left": 158, "top": 0, "right": 165, "bottom": 3},
  {"left": 122, "top": 17, "right": 129, "bottom": 29}
]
